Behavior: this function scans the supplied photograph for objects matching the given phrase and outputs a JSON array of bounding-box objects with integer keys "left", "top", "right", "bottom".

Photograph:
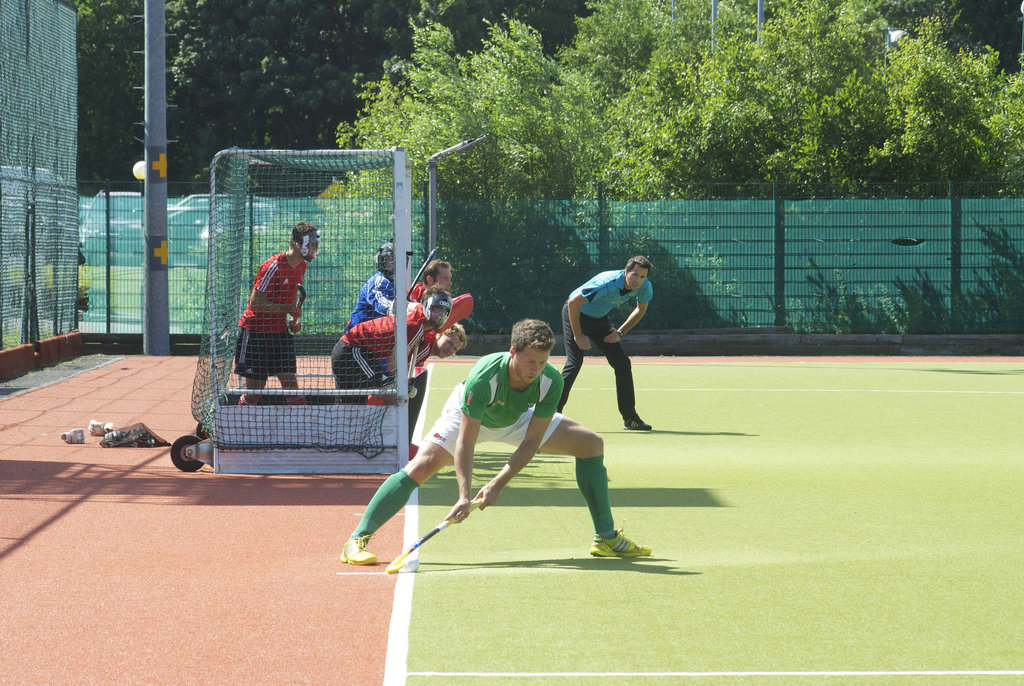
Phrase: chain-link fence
[
  {"left": 77, "top": 182, "right": 1024, "bottom": 337},
  {"left": 0, "top": 0, "right": 78, "bottom": 350}
]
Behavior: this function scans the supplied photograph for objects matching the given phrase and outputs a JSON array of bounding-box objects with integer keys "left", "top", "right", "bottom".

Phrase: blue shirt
[
  {"left": 347, "top": 272, "right": 394, "bottom": 331},
  {"left": 571, "top": 270, "right": 653, "bottom": 318}
]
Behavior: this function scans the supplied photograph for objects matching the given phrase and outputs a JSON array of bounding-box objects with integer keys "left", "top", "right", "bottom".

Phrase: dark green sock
[
  {"left": 575, "top": 455, "right": 615, "bottom": 536},
  {"left": 351, "top": 470, "right": 419, "bottom": 539}
]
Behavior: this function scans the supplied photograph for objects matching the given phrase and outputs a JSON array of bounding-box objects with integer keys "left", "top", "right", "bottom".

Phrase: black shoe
[{"left": 623, "top": 416, "right": 652, "bottom": 431}]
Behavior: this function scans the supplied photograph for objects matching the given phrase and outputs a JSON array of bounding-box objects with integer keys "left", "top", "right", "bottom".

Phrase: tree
[
  {"left": 77, "top": 0, "right": 145, "bottom": 183},
  {"left": 348, "top": 20, "right": 581, "bottom": 197},
  {"left": 875, "top": 0, "right": 1023, "bottom": 74},
  {"left": 875, "top": 19, "right": 1002, "bottom": 183},
  {"left": 166, "top": 0, "right": 418, "bottom": 181}
]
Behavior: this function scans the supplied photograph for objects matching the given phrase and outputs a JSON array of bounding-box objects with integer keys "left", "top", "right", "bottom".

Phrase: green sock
[
  {"left": 351, "top": 470, "right": 419, "bottom": 539},
  {"left": 575, "top": 455, "right": 615, "bottom": 536}
]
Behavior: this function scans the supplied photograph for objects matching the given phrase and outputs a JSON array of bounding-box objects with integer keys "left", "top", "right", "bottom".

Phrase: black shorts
[
  {"left": 234, "top": 329, "right": 297, "bottom": 381},
  {"left": 330, "top": 339, "right": 392, "bottom": 389}
]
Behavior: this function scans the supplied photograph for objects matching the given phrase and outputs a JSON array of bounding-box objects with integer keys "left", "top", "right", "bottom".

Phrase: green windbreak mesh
[
  {"left": 80, "top": 181, "right": 1023, "bottom": 338},
  {"left": 0, "top": 0, "right": 78, "bottom": 349},
  {"left": 439, "top": 184, "right": 1024, "bottom": 335}
]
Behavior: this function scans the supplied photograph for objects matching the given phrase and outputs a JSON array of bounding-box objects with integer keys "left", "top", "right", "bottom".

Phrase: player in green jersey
[{"left": 341, "top": 318, "right": 651, "bottom": 565}]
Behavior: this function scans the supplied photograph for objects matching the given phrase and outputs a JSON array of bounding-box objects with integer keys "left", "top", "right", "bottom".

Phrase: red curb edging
[
  {"left": 0, "top": 332, "right": 82, "bottom": 381},
  {"left": 0, "top": 343, "right": 37, "bottom": 380}
]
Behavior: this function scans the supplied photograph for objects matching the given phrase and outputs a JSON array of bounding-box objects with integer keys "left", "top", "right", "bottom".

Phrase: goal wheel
[{"left": 170, "top": 434, "right": 205, "bottom": 472}]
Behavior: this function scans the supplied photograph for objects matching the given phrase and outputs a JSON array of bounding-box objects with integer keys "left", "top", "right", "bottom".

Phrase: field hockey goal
[{"left": 182, "top": 148, "right": 413, "bottom": 474}]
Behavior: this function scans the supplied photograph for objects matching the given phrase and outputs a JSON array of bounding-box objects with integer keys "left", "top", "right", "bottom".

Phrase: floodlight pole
[
  {"left": 757, "top": 0, "right": 764, "bottom": 44},
  {"left": 711, "top": 0, "right": 718, "bottom": 51},
  {"left": 427, "top": 135, "right": 487, "bottom": 252},
  {"left": 142, "top": 0, "right": 169, "bottom": 355}
]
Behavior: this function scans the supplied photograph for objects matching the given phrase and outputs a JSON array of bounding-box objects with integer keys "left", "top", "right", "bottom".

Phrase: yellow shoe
[
  {"left": 341, "top": 535, "right": 377, "bottom": 565},
  {"left": 590, "top": 529, "right": 651, "bottom": 558}
]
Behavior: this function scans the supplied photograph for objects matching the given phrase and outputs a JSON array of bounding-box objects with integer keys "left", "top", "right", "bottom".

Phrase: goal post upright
[{"left": 392, "top": 147, "right": 412, "bottom": 459}]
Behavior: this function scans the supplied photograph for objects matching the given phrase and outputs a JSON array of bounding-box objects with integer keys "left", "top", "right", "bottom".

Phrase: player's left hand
[
  {"left": 288, "top": 319, "right": 301, "bottom": 333},
  {"left": 604, "top": 329, "right": 621, "bottom": 343}
]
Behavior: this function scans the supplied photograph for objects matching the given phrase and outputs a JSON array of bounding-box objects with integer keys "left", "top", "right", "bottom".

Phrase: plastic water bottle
[{"left": 60, "top": 428, "right": 85, "bottom": 443}]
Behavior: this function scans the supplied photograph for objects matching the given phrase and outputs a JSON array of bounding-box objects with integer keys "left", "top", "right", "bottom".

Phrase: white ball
[
  {"left": 400, "top": 558, "right": 420, "bottom": 573},
  {"left": 132, "top": 160, "right": 146, "bottom": 180}
]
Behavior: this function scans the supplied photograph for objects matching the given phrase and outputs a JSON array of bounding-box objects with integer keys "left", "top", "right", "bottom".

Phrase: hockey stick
[
  {"left": 406, "top": 248, "right": 438, "bottom": 301},
  {"left": 289, "top": 284, "right": 307, "bottom": 332},
  {"left": 385, "top": 498, "right": 481, "bottom": 574}
]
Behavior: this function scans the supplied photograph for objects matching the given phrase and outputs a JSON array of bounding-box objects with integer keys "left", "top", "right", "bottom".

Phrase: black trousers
[{"left": 558, "top": 300, "right": 636, "bottom": 419}]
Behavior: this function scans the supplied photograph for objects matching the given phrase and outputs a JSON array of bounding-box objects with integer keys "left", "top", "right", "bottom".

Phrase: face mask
[{"left": 299, "top": 231, "right": 320, "bottom": 258}]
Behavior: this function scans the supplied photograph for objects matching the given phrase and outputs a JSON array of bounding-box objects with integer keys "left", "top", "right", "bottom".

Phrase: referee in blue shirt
[{"left": 559, "top": 256, "right": 654, "bottom": 430}]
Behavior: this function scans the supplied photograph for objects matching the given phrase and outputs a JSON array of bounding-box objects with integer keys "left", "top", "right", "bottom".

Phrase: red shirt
[
  {"left": 409, "top": 282, "right": 425, "bottom": 303},
  {"left": 341, "top": 305, "right": 431, "bottom": 365},
  {"left": 238, "top": 253, "right": 306, "bottom": 332}
]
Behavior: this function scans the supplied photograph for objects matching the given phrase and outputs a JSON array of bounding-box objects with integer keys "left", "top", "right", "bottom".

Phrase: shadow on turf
[
  {"left": 915, "top": 367, "right": 1024, "bottom": 376},
  {"left": 415, "top": 556, "right": 700, "bottom": 577},
  {"left": 427, "top": 453, "right": 728, "bottom": 507},
  {"left": 607, "top": 429, "right": 753, "bottom": 436}
]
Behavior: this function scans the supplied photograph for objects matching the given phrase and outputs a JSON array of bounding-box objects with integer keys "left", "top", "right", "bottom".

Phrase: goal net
[{"left": 189, "top": 148, "right": 413, "bottom": 474}]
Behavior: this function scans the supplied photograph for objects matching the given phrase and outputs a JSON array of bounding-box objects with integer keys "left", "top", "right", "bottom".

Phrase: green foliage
[
  {"left": 348, "top": 20, "right": 581, "bottom": 198},
  {"left": 875, "top": 19, "right": 1002, "bottom": 183},
  {"left": 167, "top": 0, "right": 379, "bottom": 180},
  {"left": 794, "top": 266, "right": 905, "bottom": 334},
  {"left": 76, "top": 0, "right": 144, "bottom": 182}
]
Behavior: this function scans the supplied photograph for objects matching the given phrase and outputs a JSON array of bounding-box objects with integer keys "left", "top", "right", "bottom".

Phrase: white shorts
[{"left": 423, "top": 383, "right": 564, "bottom": 454}]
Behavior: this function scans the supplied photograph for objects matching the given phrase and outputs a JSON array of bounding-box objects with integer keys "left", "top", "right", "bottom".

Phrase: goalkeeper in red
[{"left": 341, "top": 318, "right": 651, "bottom": 565}]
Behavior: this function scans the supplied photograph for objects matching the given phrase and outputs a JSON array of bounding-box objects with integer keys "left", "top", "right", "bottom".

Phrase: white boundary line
[
  {"left": 408, "top": 671, "right": 1024, "bottom": 679},
  {"left": 588, "top": 387, "right": 1024, "bottom": 395},
  {"left": 383, "top": 365, "right": 432, "bottom": 686}
]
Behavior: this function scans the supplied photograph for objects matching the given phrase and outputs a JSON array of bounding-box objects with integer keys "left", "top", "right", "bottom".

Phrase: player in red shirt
[
  {"left": 330, "top": 285, "right": 453, "bottom": 395},
  {"left": 234, "top": 221, "right": 320, "bottom": 405}
]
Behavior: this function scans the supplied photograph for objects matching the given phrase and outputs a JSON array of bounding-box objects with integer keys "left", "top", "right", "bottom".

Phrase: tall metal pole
[
  {"left": 757, "top": 0, "right": 764, "bottom": 44},
  {"left": 426, "top": 135, "right": 486, "bottom": 252},
  {"left": 711, "top": 0, "right": 718, "bottom": 51},
  {"left": 143, "top": 0, "right": 169, "bottom": 354}
]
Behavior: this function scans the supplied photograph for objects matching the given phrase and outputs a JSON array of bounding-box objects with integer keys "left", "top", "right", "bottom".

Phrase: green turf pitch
[{"left": 406, "top": 360, "right": 1024, "bottom": 685}]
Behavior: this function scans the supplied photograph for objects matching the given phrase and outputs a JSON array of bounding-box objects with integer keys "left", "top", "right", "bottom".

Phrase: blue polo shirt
[
  {"left": 347, "top": 271, "right": 394, "bottom": 331},
  {"left": 571, "top": 270, "right": 653, "bottom": 318}
]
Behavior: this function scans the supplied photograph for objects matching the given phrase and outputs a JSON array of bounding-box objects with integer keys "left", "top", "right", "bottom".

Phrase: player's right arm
[
  {"left": 567, "top": 293, "right": 590, "bottom": 351},
  {"left": 445, "top": 412, "right": 482, "bottom": 523}
]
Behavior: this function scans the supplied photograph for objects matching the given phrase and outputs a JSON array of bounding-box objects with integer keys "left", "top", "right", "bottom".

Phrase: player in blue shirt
[
  {"left": 559, "top": 256, "right": 654, "bottom": 430},
  {"left": 346, "top": 242, "right": 395, "bottom": 332}
]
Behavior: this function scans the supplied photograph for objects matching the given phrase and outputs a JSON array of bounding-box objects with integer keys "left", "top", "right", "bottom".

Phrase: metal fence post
[
  {"left": 773, "top": 183, "right": 786, "bottom": 327},
  {"left": 104, "top": 186, "right": 112, "bottom": 333},
  {"left": 597, "top": 182, "right": 609, "bottom": 266},
  {"left": 949, "top": 181, "right": 962, "bottom": 333}
]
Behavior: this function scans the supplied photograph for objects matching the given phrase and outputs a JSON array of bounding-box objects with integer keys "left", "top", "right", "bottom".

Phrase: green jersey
[{"left": 460, "top": 351, "right": 564, "bottom": 429}]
